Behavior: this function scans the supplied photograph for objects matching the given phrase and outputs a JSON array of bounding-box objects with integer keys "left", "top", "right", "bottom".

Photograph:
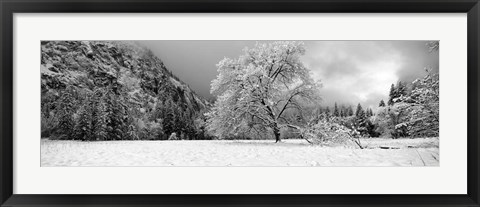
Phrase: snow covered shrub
[
  {"left": 372, "top": 107, "right": 394, "bottom": 138},
  {"left": 118, "top": 69, "right": 140, "bottom": 92},
  {"left": 41, "top": 90, "right": 60, "bottom": 138},
  {"left": 41, "top": 111, "right": 58, "bottom": 138},
  {"left": 168, "top": 132, "right": 178, "bottom": 140},
  {"left": 373, "top": 103, "right": 412, "bottom": 138},
  {"left": 143, "top": 121, "right": 164, "bottom": 140},
  {"left": 393, "top": 123, "right": 409, "bottom": 138},
  {"left": 300, "top": 119, "right": 361, "bottom": 148}
]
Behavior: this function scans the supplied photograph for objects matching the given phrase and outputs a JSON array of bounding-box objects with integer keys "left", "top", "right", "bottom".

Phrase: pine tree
[
  {"left": 388, "top": 84, "right": 395, "bottom": 106},
  {"left": 104, "top": 88, "right": 127, "bottom": 140},
  {"left": 173, "top": 105, "right": 185, "bottom": 136},
  {"left": 396, "top": 81, "right": 407, "bottom": 98},
  {"left": 90, "top": 89, "right": 107, "bottom": 141},
  {"left": 75, "top": 89, "right": 107, "bottom": 141},
  {"left": 379, "top": 100, "right": 386, "bottom": 107},
  {"left": 333, "top": 102, "right": 339, "bottom": 117},
  {"left": 347, "top": 106, "right": 354, "bottom": 116},
  {"left": 354, "top": 105, "right": 368, "bottom": 136},
  {"left": 163, "top": 99, "right": 177, "bottom": 137},
  {"left": 355, "top": 103, "right": 364, "bottom": 117},
  {"left": 55, "top": 87, "right": 76, "bottom": 139},
  {"left": 74, "top": 96, "right": 91, "bottom": 141}
]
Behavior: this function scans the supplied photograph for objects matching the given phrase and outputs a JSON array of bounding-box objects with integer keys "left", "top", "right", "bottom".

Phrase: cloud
[
  {"left": 391, "top": 41, "right": 439, "bottom": 83},
  {"left": 139, "top": 40, "right": 257, "bottom": 99},
  {"left": 301, "top": 41, "right": 437, "bottom": 109},
  {"left": 140, "top": 40, "right": 438, "bottom": 110}
]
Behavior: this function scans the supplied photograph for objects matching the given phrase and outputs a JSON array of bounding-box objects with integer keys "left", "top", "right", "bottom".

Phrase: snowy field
[{"left": 41, "top": 138, "right": 439, "bottom": 167}]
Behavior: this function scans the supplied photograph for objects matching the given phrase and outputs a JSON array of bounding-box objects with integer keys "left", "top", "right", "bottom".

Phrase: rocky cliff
[{"left": 41, "top": 41, "right": 211, "bottom": 140}]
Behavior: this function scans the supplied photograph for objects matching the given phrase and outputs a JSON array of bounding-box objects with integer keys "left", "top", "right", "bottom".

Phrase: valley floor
[{"left": 41, "top": 138, "right": 439, "bottom": 167}]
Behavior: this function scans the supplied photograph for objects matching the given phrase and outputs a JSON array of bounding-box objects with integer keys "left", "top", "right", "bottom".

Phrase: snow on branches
[
  {"left": 299, "top": 118, "right": 361, "bottom": 148},
  {"left": 374, "top": 67, "right": 439, "bottom": 138},
  {"left": 207, "top": 41, "right": 322, "bottom": 142},
  {"left": 398, "top": 67, "right": 439, "bottom": 137}
]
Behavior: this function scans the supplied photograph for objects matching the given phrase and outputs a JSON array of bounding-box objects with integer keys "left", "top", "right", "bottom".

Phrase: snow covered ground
[{"left": 41, "top": 138, "right": 439, "bottom": 167}]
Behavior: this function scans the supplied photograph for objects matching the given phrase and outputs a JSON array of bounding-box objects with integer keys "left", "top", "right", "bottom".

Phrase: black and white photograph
[{"left": 40, "top": 40, "right": 439, "bottom": 167}]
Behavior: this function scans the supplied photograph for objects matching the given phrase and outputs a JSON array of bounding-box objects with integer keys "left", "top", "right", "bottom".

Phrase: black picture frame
[{"left": 1, "top": 0, "right": 479, "bottom": 206}]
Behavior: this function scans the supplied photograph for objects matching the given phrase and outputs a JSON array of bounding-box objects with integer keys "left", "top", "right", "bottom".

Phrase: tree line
[
  {"left": 42, "top": 40, "right": 438, "bottom": 143},
  {"left": 43, "top": 83, "right": 211, "bottom": 141},
  {"left": 41, "top": 41, "right": 211, "bottom": 141},
  {"left": 375, "top": 68, "right": 439, "bottom": 138},
  {"left": 206, "top": 41, "right": 439, "bottom": 143}
]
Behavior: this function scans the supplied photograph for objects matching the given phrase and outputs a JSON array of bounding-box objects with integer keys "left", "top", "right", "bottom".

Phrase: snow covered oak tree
[{"left": 207, "top": 41, "right": 322, "bottom": 142}]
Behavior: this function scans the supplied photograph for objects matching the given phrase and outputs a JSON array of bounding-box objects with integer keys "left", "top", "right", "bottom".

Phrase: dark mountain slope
[{"left": 41, "top": 41, "right": 211, "bottom": 140}]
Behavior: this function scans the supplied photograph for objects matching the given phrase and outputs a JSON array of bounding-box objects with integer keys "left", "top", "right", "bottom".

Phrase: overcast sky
[{"left": 139, "top": 40, "right": 438, "bottom": 109}]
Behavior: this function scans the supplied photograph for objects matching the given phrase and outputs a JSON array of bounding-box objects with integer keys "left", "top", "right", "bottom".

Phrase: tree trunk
[{"left": 273, "top": 126, "right": 281, "bottom": 143}]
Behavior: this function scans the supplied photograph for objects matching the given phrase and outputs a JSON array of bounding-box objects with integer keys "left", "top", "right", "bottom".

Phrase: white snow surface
[{"left": 41, "top": 138, "right": 439, "bottom": 167}]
